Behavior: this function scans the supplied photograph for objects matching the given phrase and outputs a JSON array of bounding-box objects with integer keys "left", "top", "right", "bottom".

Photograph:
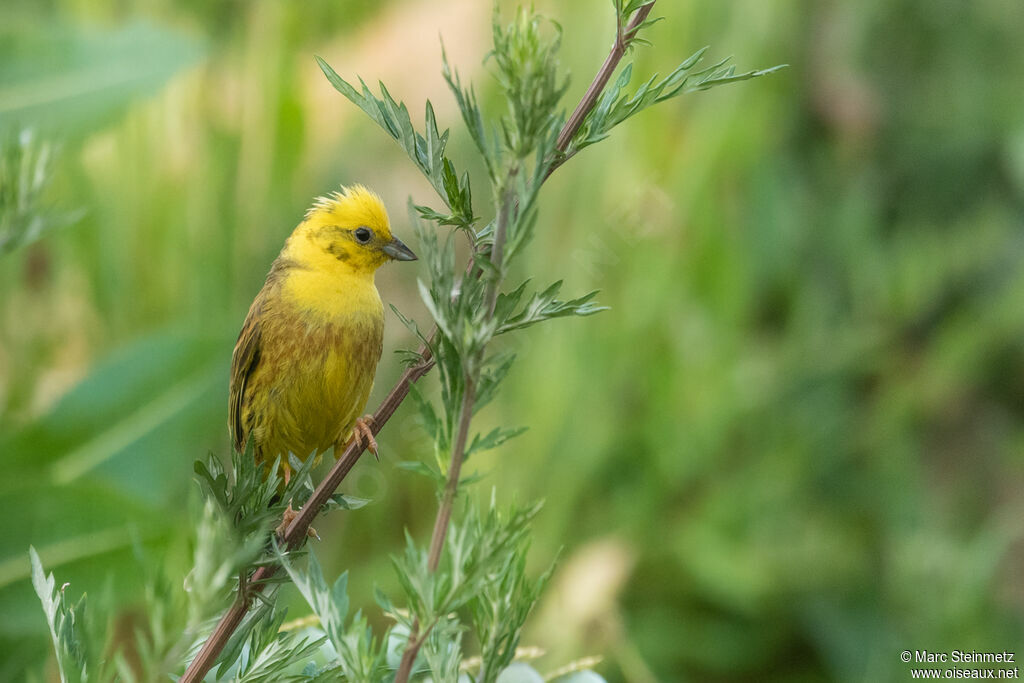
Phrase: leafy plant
[
  {"left": 31, "top": 2, "right": 780, "bottom": 681},
  {"left": 0, "top": 130, "right": 80, "bottom": 256}
]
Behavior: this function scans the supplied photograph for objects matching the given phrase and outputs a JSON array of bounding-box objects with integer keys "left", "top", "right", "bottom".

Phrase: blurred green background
[{"left": 2, "top": 0, "right": 1024, "bottom": 680}]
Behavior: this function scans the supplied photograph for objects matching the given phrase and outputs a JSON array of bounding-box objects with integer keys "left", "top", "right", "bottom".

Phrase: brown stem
[
  {"left": 393, "top": 374, "right": 475, "bottom": 681},
  {"left": 393, "top": 378, "right": 474, "bottom": 679},
  {"left": 182, "top": 3, "right": 656, "bottom": 680},
  {"left": 427, "top": 375, "right": 477, "bottom": 571},
  {"left": 546, "top": 2, "right": 656, "bottom": 180}
]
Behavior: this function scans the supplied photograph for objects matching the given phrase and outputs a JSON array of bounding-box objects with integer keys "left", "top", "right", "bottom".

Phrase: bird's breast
[{"left": 251, "top": 285, "right": 385, "bottom": 460}]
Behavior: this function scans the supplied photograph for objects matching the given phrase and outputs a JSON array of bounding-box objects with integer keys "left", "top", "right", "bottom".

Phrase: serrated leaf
[
  {"left": 395, "top": 460, "right": 446, "bottom": 485},
  {"left": 316, "top": 56, "right": 475, "bottom": 226},
  {"left": 467, "top": 426, "right": 529, "bottom": 458},
  {"left": 328, "top": 494, "right": 372, "bottom": 511}
]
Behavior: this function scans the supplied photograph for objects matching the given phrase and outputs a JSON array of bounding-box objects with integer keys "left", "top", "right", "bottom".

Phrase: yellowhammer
[{"left": 229, "top": 185, "right": 416, "bottom": 482}]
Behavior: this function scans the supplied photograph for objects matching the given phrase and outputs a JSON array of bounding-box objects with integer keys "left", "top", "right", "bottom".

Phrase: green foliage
[
  {"left": 0, "top": 22, "right": 202, "bottom": 138},
  {"left": 193, "top": 439, "right": 322, "bottom": 549},
  {"left": 229, "top": 611, "right": 324, "bottom": 683},
  {"left": 468, "top": 520, "right": 555, "bottom": 683},
  {"left": 494, "top": 280, "right": 607, "bottom": 335},
  {"left": 27, "top": 494, "right": 280, "bottom": 682},
  {"left": 487, "top": 7, "right": 569, "bottom": 159},
  {"left": 30, "top": 548, "right": 90, "bottom": 683},
  {"left": 390, "top": 500, "right": 541, "bottom": 627},
  {"left": 278, "top": 550, "right": 350, "bottom": 656},
  {"left": 564, "top": 48, "right": 785, "bottom": 162},
  {"left": 0, "top": 130, "right": 79, "bottom": 256},
  {"left": 316, "top": 56, "right": 476, "bottom": 230}
]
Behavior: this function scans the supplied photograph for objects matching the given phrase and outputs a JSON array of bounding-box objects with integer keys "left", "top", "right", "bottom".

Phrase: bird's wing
[{"left": 229, "top": 301, "right": 262, "bottom": 453}]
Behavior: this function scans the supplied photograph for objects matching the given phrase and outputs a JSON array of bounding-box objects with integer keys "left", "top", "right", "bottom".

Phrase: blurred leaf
[
  {"left": 552, "top": 672, "right": 607, "bottom": 683},
  {"left": 328, "top": 494, "right": 371, "bottom": 511},
  {"left": 466, "top": 426, "right": 528, "bottom": 459},
  {"left": 1, "top": 328, "right": 230, "bottom": 502},
  {"left": 0, "top": 482, "right": 172, "bottom": 640},
  {"left": 0, "top": 22, "right": 202, "bottom": 138},
  {"left": 30, "top": 547, "right": 87, "bottom": 683},
  {"left": 495, "top": 662, "right": 544, "bottom": 683},
  {"left": 0, "top": 130, "right": 81, "bottom": 256}
]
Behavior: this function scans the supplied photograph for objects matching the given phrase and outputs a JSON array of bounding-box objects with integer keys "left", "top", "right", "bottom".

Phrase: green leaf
[
  {"left": 0, "top": 328, "right": 229, "bottom": 503},
  {"left": 442, "top": 42, "right": 497, "bottom": 181},
  {"left": 30, "top": 547, "right": 88, "bottom": 683},
  {"left": 497, "top": 284, "right": 608, "bottom": 335},
  {"left": 328, "top": 494, "right": 371, "bottom": 511},
  {"left": 0, "top": 22, "right": 202, "bottom": 139},
  {"left": 475, "top": 352, "right": 518, "bottom": 413},
  {"left": 466, "top": 426, "right": 528, "bottom": 459},
  {"left": 277, "top": 548, "right": 349, "bottom": 656},
  {"left": 565, "top": 48, "right": 785, "bottom": 159},
  {"left": 396, "top": 461, "right": 446, "bottom": 486},
  {"left": 316, "top": 56, "right": 474, "bottom": 227}
]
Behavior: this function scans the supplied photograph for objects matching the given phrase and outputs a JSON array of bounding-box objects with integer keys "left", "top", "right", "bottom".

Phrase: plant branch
[
  {"left": 547, "top": 1, "right": 656, "bottom": 179},
  {"left": 393, "top": 375, "right": 475, "bottom": 683},
  {"left": 427, "top": 375, "right": 478, "bottom": 571},
  {"left": 182, "top": 4, "right": 656, "bottom": 679}
]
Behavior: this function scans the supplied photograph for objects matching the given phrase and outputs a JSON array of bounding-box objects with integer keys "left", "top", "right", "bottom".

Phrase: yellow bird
[{"left": 229, "top": 185, "right": 417, "bottom": 481}]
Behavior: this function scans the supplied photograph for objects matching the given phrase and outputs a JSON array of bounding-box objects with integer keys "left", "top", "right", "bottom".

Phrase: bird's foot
[
  {"left": 275, "top": 502, "right": 319, "bottom": 542},
  {"left": 275, "top": 502, "right": 298, "bottom": 540},
  {"left": 353, "top": 415, "right": 378, "bottom": 461}
]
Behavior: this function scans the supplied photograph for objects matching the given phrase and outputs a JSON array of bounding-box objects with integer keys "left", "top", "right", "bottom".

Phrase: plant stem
[
  {"left": 547, "top": 1, "right": 656, "bottom": 180},
  {"left": 393, "top": 373, "right": 476, "bottom": 683},
  {"left": 182, "top": 3, "right": 655, "bottom": 679},
  {"left": 427, "top": 375, "right": 477, "bottom": 571}
]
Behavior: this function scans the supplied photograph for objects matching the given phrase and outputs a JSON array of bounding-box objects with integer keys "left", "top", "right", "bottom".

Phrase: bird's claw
[
  {"left": 275, "top": 502, "right": 319, "bottom": 541},
  {"left": 354, "top": 415, "right": 379, "bottom": 461},
  {"left": 275, "top": 502, "right": 298, "bottom": 540}
]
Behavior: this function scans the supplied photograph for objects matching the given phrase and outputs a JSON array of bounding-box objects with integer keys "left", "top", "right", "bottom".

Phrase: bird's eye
[{"left": 354, "top": 227, "right": 372, "bottom": 243}]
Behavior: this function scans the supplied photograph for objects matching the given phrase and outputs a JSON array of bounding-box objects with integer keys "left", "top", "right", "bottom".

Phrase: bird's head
[{"left": 287, "top": 184, "right": 417, "bottom": 276}]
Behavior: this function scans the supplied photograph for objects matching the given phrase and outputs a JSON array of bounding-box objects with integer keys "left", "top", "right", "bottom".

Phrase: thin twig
[
  {"left": 393, "top": 374, "right": 476, "bottom": 683},
  {"left": 546, "top": 2, "right": 655, "bottom": 180},
  {"left": 182, "top": 3, "right": 656, "bottom": 680},
  {"left": 426, "top": 375, "right": 478, "bottom": 571}
]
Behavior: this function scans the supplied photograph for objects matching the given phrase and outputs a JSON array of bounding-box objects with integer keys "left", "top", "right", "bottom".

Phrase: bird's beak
[{"left": 382, "top": 237, "right": 417, "bottom": 261}]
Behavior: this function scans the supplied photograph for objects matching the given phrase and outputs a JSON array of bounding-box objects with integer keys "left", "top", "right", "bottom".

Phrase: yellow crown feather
[{"left": 305, "top": 184, "right": 390, "bottom": 234}]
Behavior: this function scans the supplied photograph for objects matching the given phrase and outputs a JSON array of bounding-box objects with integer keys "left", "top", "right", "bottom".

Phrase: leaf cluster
[
  {"left": 564, "top": 47, "right": 786, "bottom": 162},
  {"left": 316, "top": 57, "right": 475, "bottom": 231},
  {"left": 28, "top": 495, "right": 291, "bottom": 682},
  {"left": 31, "top": 548, "right": 91, "bottom": 683},
  {"left": 193, "top": 439, "right": 315, "bottom": 549},
  {"left": 0, "top": 129, "right": 80, "bottom": 256}
]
